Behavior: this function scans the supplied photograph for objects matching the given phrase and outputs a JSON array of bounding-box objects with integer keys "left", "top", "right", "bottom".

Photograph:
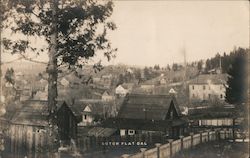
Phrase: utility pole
[
  {"left": 182, "top": 45, "right": 187, "bottom": 90},
  {"left": 0, "top": 0, "right": 3, "bottom": 106}
]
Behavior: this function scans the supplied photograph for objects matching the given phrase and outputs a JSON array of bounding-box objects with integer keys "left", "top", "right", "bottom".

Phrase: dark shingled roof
[
  {"left": 10, "top": 100, "right": 81, "bottom": 126},
  {"left": 188, "top": 106, "right": 238, "bottom": 119},
  {"left": 118, "top": 94, "right": 181, "bottom": 120},
  {"left": 71, "top": 100, "right": 108, "bottom": 115},
  {"left": 188, "top": 74, "right": 227, "bottom": 85},
  {"left": 11, "top": 100, "right": 49, "bottom": 126}
]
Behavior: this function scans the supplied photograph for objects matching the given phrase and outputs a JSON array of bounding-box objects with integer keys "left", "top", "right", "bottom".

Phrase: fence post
[
  {"left": 140, "top": 148, "right": 147, "bottom": 158},
  {"left": 190, "top": 132, "right": 194, "bottom": 149},
  {"left": 168, "top": 139, "right": 173, "bottom": 158},
  {"left": 155, "top": 143, "right": 161, "bottom": 158},
  {"left": 179, "top": 136, "right": 184, "bottom": 151},
  {"left": 200, "top": 131, "right": 203, "bottom": 144},
  {"left": 121, "top": 154, "right": 130, "bottom": 158},
  {"left": 224, "top": 129, "right": 227, "bottom": 139},
  {"left": 207, "top": 130, "right": 210, "bottom": 142}
]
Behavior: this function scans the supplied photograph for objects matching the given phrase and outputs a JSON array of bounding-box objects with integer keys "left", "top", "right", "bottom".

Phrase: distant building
[
  {"left": 102, "top": 91, "right": 115, "bottom": 102},
  {"left": 115, "top": 85, "right": 128, "bottom": 97},
  {"left": 73, "top": 101, "right": 112, "bottom": 126},
  {"left": 140, "top": 82, "right": 155, "bottom": 93},
  {"left": 169, "top": 88, "right": 177, "bottom": 94},
  {"left": 188, "top": 74, "right": 227, "bottom": 101},
  {"left": 160, "top": 78, "right": 167, "bottom": 85}
]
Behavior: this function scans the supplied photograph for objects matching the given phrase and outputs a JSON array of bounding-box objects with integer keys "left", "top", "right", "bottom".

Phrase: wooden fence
[{"left": 123, "top": 129, "right": 233, "bottom": 158}]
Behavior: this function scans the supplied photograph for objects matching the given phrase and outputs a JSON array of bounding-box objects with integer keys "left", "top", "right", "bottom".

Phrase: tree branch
[{"left": 19, "top": 53, "right": 47, "bottom": 64}]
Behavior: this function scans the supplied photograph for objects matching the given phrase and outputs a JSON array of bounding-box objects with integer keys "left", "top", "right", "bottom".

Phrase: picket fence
[{"left": 122, "top": 129, "right": 233, "bottom": 158}]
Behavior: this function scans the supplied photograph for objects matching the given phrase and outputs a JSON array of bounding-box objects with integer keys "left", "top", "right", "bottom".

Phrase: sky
[
  {"left": 2, "top": 0, "right": 249, "bottom": 67},
  {"left": 104, "top": 0, "right": 249, "bottom": 66}
]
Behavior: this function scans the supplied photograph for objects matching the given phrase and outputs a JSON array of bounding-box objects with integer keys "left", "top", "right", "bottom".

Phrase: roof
[
  {"left": 188, "top": 106, "right": 238, "bottom": 119},
  {"left": 11, "top": 100, "right": 49, "bottom": 126},
  {"left": 189, "top": 74, "right": 227, "bottom": 85},
  {"left": 10, "top": 100, "right": 82, "bottom": 126},
  {"left": 71, "top": 100, "right": 107, "bottom": 115},
  {"left": 118, "top": 94, "right": 181, "bottom": 120}
]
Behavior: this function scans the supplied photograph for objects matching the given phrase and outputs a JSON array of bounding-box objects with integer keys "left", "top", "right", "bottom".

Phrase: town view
[{"left": 0, "top": 0, "right": 249, "bottom": 158}]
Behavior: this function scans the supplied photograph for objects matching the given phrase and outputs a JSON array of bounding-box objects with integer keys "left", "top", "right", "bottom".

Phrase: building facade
[{"left": 189, "top": 74, "right": 227, "bottom": 101}]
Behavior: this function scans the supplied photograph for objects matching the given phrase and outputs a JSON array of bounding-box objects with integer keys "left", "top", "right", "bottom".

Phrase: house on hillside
[
  {"left": 188, "top": 74, "right": 227, "bottom": 101},
  {"left": 115, "top": 85, "right": 129, "bottom": 97},
  {"left": 73, "top": 101, "right": 113, "bottom": 126},
  {"left": 102, "top": 91, "right": 115, "bottom": 102},
  {"left": 140, "top": 82, "right": 155, "bottom": 94},
  {"left": 160, "top": 78, "right": 167, "bottom": 85},
  {"left": 103, "top": 94, "right": 187, "bottom": 139}
]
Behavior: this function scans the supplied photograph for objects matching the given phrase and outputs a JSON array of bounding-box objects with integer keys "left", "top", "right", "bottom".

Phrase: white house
[
  {"left": 188, "top": 74, "right": 227, "bottom": 101},
  {"left": 115, "top": 85, "right": 128, "bottom": 97},
  {"left": 102, "top": 91, "right": 115, "bottom": 102},
  {"left": 80, "top": 105, "right": 94, "bottom": 126}
]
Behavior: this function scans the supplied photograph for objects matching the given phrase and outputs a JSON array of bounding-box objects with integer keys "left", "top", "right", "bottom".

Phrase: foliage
[
  {"left": 4, "top": 68, "right": 15, "bottom": 86},
  {"left": 2, "top": 0, "right": 117, "bottom": 70},
  {"left": 225, "top": 47, "right": 248, "bottom": 105}
]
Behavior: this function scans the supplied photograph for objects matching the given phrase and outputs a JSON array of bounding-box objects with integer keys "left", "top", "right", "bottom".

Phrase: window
[
  {"left": 192, "top": 85, "right": 194, "bottom": 90},
  {"left": 208, "top": 94, "right": 211, "bottom": 99},
  {"left": 203, "top": 85, "right": 206, "bottom": 90},
  {"left": 84, "top": 114, "right": 87, "bottom": 120},
  {"left": 220, "top": 94, "right": 223, "bottom": 99},
  {"left": 128, "top": 130, "right": 135, "bottom": 135},
  {"left": 170, "top": 111, "right": 173, "bottom": 119}
]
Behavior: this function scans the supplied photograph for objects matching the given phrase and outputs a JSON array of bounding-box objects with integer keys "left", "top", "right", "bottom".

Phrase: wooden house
[
  {"left": 188, "top": 74, "right": 227, "bottom": 101},
  {"left": 102, "top": 94, "right": 187, "bottom": 139},
  {"left": 101, "top": 91, "right": 115, "bottom": 102},
  {"left": 7, "top": 100, "right": 81, "bottom": 157},
  {"left": 115, "top": 85, "right": 129, "bottom": 97},
  {"left": 56, "top": 102, "right": 81, "bottom": 144},
  {"left": 8, "top": 100, "right": 50, "bottom": 157},
  {"left": 188, "top": 105, "right": 238, "bottom": 129}
]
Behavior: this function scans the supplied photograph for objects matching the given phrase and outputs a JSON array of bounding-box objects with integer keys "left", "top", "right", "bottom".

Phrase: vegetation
[
  {"left": 225, "top": 48, "right": 248, "bottom": 105},
  {"left": 2, "top": 0, "right": 117, "bottom": 114}
]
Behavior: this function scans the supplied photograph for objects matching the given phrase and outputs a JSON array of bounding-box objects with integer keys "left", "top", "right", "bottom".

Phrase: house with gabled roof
[
  {"left": 71, "top": 101, "right": 113, "bottom": 126},
  {"left": 8, "top": 100, "right": 82, "bottom": 156},
  {"left": 102, "top": 94, "right": 187, "bottom": 139},
  {"left": 56, "top": 102, "right": 81, "bottom": 144},
  {"left": 188, "top": 74, "right": 227, "bottom": 101},
  {"left": 115, "top": 85, "right": 129, "bottom": 97},
  {"left": 101, "top": 91, "right": 115, "bottom": 102}
]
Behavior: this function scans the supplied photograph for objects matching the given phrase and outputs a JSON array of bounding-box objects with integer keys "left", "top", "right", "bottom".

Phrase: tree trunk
[
  {"left": 47, "top": 0, "right": 58, "bottom": 156},
  {"left": 47, "top": 0, "right": 58, "bottom": 116}
]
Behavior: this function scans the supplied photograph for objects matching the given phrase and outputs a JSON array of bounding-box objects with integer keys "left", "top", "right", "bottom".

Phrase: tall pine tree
[{"left": 225, "top": 48, "right": 248, "bottom": 105}]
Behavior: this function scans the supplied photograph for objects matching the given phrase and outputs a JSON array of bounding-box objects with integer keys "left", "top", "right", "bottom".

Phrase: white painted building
[
  {"left": 102, "top": 91, "right": 115, "bottom": 102},
  {"left": 189, "top": 74, "right": 227, "bottom": 101},
  {"left": 80, "top": 105, "right": 94, "bottom": 126},
  {"left": 115, "top": 85, "right": 128, "bottom": 97}
]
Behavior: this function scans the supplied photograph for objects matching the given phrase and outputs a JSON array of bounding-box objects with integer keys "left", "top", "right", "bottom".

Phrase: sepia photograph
[{"left": 0, "top": 0, "right": 249, "bottom": 158}]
